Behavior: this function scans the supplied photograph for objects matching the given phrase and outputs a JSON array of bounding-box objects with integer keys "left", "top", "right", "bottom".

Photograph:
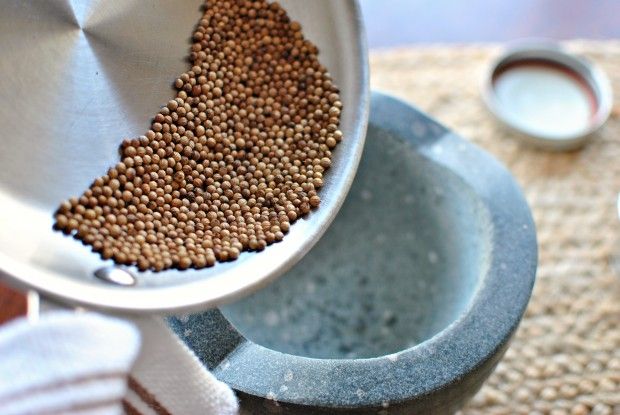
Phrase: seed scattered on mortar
[{"left": 54, "top": 0, "right": 343, "bottom": 272}]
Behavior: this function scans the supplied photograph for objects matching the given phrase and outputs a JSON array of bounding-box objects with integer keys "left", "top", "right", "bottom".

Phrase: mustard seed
[{"left": 53, "top": 0, "right": 343, "bottom": 271}]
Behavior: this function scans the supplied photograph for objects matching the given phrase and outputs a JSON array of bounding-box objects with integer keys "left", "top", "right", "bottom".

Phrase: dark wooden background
[
  {"left": 1, "top": 0, "right": 618, "bottom": 323},
  {"left": 360, "top": 0, "right": 620, "bottom": 48}
]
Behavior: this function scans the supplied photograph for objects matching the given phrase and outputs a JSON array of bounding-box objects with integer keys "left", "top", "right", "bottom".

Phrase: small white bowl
[{"left": 483, "top": 42, "right": 612, "bottom": 151}]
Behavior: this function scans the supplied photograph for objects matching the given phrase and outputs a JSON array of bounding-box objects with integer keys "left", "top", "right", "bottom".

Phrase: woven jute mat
[{"left": 371, "top": 41, "right": 620, "bottom": 415}]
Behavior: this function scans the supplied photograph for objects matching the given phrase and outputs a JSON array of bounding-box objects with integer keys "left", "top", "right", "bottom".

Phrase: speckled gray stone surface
[
  {"left": 219, "top": 122, "right": 490, "bottom": 360},
  {"left": 168, "top": 92, "right": 537, "bottom": 414}
]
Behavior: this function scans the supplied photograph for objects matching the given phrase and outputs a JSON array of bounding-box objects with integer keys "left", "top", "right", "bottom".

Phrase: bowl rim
[{"left": 191, "top": 91, "right": 538, "bottom": 409}]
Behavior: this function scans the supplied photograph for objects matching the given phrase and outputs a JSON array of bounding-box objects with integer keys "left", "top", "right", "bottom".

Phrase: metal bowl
[{"left": 0, "top": 0, "right": 369, "bottom": 313}]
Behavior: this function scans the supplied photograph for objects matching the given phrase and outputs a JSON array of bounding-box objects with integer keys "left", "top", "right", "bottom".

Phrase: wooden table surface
[
  {"left": 360, "top": 0, "right": 620, "bottom": 48},
  {"left": 0, "top": 283, "right": 27, "bottom": 324},
  {"left": 2, "top": 0, "right": 618, "bottom": 324}
]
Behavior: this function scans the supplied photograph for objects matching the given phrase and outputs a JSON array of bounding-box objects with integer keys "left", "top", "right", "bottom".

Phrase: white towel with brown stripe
[{"left": 0, "top": 312, "right": 239, "bottom": 415}]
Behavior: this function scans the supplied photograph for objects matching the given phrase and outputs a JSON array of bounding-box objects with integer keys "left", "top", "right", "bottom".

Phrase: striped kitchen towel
[
  {"left": 127, "top": 317, "right": 238, "bottom": 415},
  {"left": 0, "top": 311, "right": 238, "bottom": 415}
]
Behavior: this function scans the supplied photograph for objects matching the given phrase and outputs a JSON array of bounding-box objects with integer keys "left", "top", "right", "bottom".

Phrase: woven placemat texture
[{"left": 371, "top": 41, "right": 620, "bottom": 415}]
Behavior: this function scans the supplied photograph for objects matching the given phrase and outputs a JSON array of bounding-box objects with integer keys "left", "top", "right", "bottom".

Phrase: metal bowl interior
[{"left": 0, "top": 0, "right": 369, "bottom": 313}]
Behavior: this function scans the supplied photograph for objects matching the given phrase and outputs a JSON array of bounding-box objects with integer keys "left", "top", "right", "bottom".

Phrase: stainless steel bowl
[{"left": 0, "top": 0, "right": 369, "bottom": 313}]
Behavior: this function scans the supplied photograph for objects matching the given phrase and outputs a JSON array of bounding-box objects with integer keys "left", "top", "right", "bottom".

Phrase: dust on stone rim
[{"left": 54, "top": 0, "right": 343, "bottom": 271}]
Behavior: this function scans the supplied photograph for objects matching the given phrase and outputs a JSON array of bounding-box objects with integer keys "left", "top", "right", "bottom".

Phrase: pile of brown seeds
[{"left": 54, "top": 0, "right": 343, "bottom": 271}]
